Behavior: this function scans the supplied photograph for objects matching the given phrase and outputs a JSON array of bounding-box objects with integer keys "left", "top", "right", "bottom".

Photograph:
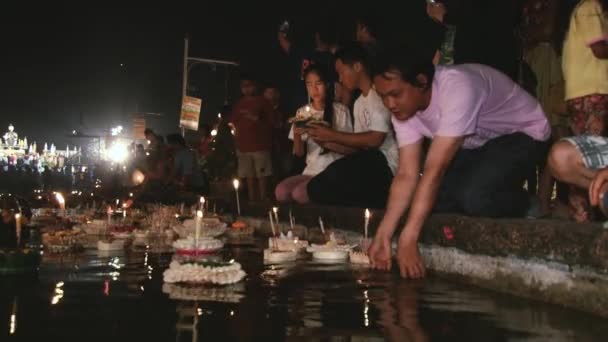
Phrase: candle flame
[
  {"left": 55, "top": 193, "right": 65, "bottom": 205},
  {"left": 197, "top": 210, "right": 203, "bottom": 218},
  {"left": 233, "top": 179, "right": 240, "bottom": 189},
  {"left": 272, "top": 207, "right": 278, "bottom": 214},
  {"left": 15, "top": 213, "right": 21, "bottom": 219},
  {"left": 200, "top": 196, "right": 205, "bottom": 204},
  {"left": 365, "top": 209, "right": 371, "bottom": 219}
]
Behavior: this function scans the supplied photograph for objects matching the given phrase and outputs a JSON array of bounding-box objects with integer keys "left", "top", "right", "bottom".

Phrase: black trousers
[
  {"left": 434, "top": 133, "right": 545, "bottom": 218},
  {"left": 307, "top": 149, "right": 393, "bottom": 209}
]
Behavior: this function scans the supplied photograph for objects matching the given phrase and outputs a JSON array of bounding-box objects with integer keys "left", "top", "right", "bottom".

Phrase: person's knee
[
  {"left": 548, "top": 141, "right": 580, "bottom": 182},
  {"left": 292, "top": 183, "right": 310, "bottom": 204},
  {"left": 274, "top": 182, "right": 292, "bottom": 202}
]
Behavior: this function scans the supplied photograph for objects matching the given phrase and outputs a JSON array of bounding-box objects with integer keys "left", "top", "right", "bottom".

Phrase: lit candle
[
  {"left": 107, "top": 206, "right": 113, "bottom": 226},
  {"left": 318, "top": 216, "right": 325, "bottom": 236},
  {"left": 199, "top": 196, "right": 205, "bottom": 211},
  {"left": 233, "top": 179, "right": 241, "bottom": 216},
  {"left": 15, "top": 213, "right": 22, "bottom": 247},
  {"left": 122, "top": 203, "right": 127, "bottom": 220},
  {"left": 268, "top": 211, "right": 276, "bottom": 237},
  {"left": 55, "top": 193, "right": 65, "bottom": 216},
  {"left": 289, "top": 209, "right": 295, "bottom": 231},
  {"left": 272, "top": 207, "right": 279, "bottom": 226},
  {"left": 364, "top": 209, "right": 371, "bottom": 240},
  {"left": 115, "top": 199, "right": 119, "bottom": 208},
  {"left": 195, "top": 210, "right": 203, "bottom": 249}
]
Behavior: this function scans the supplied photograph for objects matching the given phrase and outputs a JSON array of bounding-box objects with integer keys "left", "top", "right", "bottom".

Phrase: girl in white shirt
[{"left": 275, "top": 64, "right": 353, "bottom": 203}]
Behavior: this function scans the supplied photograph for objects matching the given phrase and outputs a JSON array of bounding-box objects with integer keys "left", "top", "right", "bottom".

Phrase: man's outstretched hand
[
  {"left": 369, "top": 235, "right": 426, "bottom": 279},
  {"left": 397, "top": 239, "right": 426, "bottom": 279},
  {"left": 369, "top": 236, "right": 392, "bottom": 271}
]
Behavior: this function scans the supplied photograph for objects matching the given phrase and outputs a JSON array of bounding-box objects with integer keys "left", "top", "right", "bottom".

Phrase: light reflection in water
[{"left": 51, "top": 282, "right": 65, "bottom": 305}]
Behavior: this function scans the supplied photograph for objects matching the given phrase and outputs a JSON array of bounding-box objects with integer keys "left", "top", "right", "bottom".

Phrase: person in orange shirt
[{"left": 231, "top": 73, "right": 275, "bottom": 201}]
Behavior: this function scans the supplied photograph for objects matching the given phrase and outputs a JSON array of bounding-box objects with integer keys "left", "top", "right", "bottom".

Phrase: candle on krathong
[
  {"left": 272, "top": 207, "right": 279, "bottom": 226},
  {"left": 233, "top": 179, "right": 241, "bottom": 216},
  {"left": 269, "top": 211, "right": 276, "bottom": 237},
  {"left": 55, "top": 193, "right": 65, "bottom": 216},
  {"left": 318, "top": 217, "right": 326, "bottom": 236},
  {"left": 55, "top": 193, "right": 65, "bottom": 210},
  {"left": 289, "top": 209, "right": 295, "bottom": 231},
  {"left": 107, "top": 206, "right": 113, "bottom": 226},
  {"left": 364, "top": 209, "right": 371, "bottom": 240},
  {"left": 195, "top": 210, "right": 203, "bottom": 248},
  {"left": 199, "top": 196, "right": 205, "bottom": 212},
  {"left": 15, "top": 213, "right": 22, "bottom": 247}
]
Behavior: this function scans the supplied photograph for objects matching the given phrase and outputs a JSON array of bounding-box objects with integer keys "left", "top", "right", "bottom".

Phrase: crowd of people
[
  {"left": 8, "top": 1, "right": 601, "bottom": 279},
  {"left": 221, "top": 0, "right": 608, "bottom": 278}
]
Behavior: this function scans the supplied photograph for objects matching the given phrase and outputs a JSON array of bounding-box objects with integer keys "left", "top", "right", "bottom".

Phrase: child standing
[{"left": 231, "top": 74, "right": 275, "bottom": 201}]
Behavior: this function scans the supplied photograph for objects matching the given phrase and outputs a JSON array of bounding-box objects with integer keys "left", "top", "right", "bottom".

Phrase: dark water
[{"left": 2, "top": 240, "right": 608, "bottom": 342}]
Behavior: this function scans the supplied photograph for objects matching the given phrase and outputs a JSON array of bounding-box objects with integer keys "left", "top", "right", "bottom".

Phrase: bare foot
[{"left": 569, "top": 192, "right": 592, "bottom": 223}]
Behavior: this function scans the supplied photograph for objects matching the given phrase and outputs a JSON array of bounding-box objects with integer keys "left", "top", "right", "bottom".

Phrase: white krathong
[{"left": 163, "top": 260, "right": 246, "bottom": 285}]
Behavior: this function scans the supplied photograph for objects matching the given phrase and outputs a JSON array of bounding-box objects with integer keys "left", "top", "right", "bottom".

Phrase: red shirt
[{"left": 231, "top": 96, "right": 274, "bottom": 152}]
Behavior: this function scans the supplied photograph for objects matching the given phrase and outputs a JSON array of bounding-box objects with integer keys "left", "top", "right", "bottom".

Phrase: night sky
[{"left": 0, "top": 1, "right": 486, "bottom": 147}]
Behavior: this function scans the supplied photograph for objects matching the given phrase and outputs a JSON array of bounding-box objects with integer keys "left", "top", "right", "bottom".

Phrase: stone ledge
[{"left": 240, "top": 202, "right": 607, "bottom": 273}]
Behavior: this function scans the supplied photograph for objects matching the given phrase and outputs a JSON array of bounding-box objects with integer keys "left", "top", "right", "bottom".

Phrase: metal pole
[{"left": 180, "top": 37, "right": 189, "bottom": 137}]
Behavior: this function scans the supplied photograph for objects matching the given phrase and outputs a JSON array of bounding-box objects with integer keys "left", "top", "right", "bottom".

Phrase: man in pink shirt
[{"left": 369, "top": 45, "right": 550, "bottom": 279}]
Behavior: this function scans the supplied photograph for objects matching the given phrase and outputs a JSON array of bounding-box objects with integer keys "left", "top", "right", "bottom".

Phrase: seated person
[
  {"left": 166, "top": 134, "right": 207, "bottom": 195},
  {"left": 305, "top": 43, "right": 399, "bottom": 209},
  {"left": 369, "top": 45, "right": 550, "bottom": 279},
  {"left": 275, "top": 64, "right": 353, "bottom": 204}
]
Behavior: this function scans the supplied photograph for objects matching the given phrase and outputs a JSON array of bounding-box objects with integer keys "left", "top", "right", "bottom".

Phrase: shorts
[
  {"left": 564, "top": 135, "right": 608, "bottom": 169},
  {"left": 237, "top": 151, "right": 273, "bottom": 178}
]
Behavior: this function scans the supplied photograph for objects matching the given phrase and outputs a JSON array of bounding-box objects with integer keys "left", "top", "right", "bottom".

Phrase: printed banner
[{"left": 180, "top": 96, "right": 203, "bottom": 131}]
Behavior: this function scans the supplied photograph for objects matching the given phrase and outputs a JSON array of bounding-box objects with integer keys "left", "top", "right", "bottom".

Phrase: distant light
[
  {"left": 106, "top": 142, "right": 129, "bottom": 163},
  {"left": 72, "top": 130, "right": 77, "bottom": 135},
  {"left": 120, "top": 63, "right": 124, "bottom": 67},
  {"left": 211, "top": 129, "right": 218, "bottom": 137},
  {"left": 132, "top": 170, "right": 145, "bottom": 185}
]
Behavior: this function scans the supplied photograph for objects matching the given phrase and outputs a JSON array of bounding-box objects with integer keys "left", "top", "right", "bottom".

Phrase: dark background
[{"left": 0, "top": 1, "right": 528, "bottom": 147}]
